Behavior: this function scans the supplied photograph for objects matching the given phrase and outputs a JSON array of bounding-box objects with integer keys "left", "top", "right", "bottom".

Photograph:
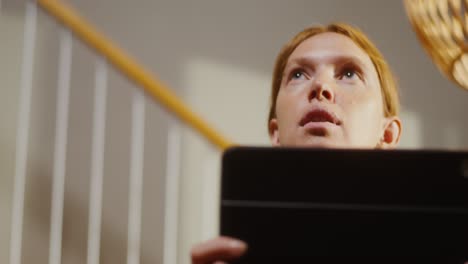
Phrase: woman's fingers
[{"left": 191, "top": 236, "right": 247, "bottom": 264}]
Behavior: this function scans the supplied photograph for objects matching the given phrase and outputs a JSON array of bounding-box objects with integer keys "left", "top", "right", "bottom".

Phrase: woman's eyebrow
[{"left": 287, "top": 55, "right": 370, "bottom": 72}]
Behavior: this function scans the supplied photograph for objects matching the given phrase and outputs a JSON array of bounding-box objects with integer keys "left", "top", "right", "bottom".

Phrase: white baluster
[
  {"left": 201, "top": 153, "right": 220, "bottom": 240},
  {"left": 127, "top": 91, "right": 145, "bottom": 264},
  {"left": 87, "top": 58, "right": 108, "bottom": 264},
  {"left": 49, "top": 29, "right": 73, "bottom": 264},
  {"left": 10, "top": 2, "right": 37, "bottom": 264},
  {"left": 163, "top": 123, "right": 182, "bottom": 264}
]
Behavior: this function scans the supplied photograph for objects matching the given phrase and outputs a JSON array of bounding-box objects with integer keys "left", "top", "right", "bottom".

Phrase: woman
[{"left": 192, "top": 22, "right": 402, "bottom": 264}]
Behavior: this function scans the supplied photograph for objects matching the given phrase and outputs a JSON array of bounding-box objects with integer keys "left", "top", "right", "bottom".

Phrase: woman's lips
[
  {"left": 299, "top": 108, "right": 342, "bottom": 127},
  {"left": 299, "top": 108, "right": 341, "bottom": 136},
  {"left": 302, "top": 121, "right": 336, "bottom": 136}
]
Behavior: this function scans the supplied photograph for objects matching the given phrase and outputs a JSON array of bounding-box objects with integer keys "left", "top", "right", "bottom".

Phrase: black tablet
[{"left": 220, "top": 147, "right": 468, "bottom": 263}]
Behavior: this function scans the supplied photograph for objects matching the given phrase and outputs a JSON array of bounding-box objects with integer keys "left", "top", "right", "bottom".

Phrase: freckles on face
[{"left": 272, "top": 32, "right": 386, "bottom": 148}]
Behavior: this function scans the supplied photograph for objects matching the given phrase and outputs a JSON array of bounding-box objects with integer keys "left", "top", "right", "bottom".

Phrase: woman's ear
[
  {"left": 379, "top": 116, "right": 402, "bottom": 149},
  {"left": 269, "top": 118, "right": 281, "bottom": 146}
]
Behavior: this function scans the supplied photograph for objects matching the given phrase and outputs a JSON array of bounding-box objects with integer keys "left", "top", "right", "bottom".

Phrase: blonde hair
[{"left": 268, "top": 23, "right": 399, "bottom": 129}]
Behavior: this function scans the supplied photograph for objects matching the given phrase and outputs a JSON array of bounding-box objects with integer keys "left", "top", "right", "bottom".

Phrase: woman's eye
[
  {"left": 291, "top": 70, "right": 305, "bottom": 80},
  {"left": 344, "top": 70, "right": 355, "bottom": 79},
  {"left": 339, "top": 68, "right": 360, "bottom": 80}
]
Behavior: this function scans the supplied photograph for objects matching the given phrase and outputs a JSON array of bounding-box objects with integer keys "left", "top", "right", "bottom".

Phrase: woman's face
[{"left": 269, "top": 32, "right": 400, "bottom": 148}]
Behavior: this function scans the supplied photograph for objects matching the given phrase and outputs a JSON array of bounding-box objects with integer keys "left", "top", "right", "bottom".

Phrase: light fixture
[{"left": 404, "top": 0, "right": 468, "bottom": 91}]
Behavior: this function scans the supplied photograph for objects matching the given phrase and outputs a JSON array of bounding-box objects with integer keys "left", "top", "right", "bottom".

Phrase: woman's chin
[{"left": 287, "top": 137, "right": 344, "bottom": 149}]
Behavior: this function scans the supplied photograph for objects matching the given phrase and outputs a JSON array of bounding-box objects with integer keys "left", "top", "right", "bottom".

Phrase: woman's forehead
[{"left": 287, "top": 32, "right": 374, "bottom": 69}]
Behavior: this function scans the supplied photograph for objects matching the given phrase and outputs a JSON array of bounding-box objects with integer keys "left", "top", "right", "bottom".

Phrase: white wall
[{"left": 1, "top": 1, "right": 467, "bottom": 264}]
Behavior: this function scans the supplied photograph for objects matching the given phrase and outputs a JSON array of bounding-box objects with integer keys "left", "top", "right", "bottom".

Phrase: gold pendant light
[{"left": 404, "top": 0, "right": 468, "bottom": 91}]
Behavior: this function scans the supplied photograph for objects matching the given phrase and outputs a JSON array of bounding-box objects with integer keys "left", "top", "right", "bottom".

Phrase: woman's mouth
[
  {"left": 300, "top": 108, "right": 342, "bottom": 126},
  {"left": 299, "top": 108, "right": 342, "bottom": 136}
]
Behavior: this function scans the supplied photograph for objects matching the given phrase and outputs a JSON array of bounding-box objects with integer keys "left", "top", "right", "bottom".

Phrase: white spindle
[
  {"left": 163, "top": 124, "right": 181, "bottom": 264},
  {"left": 49, "top": 29, "right": 73, "bottom": 264},
  {"left": 127, "top": 91, "right": 145, "bottom": 264},
  {"left": 201, "top": 154, "right": 220, "bottom": 240},
  {"left": 10, "top": 2, "right": 37, "bottom": 264},
  {"left": 87, "top": 58, "right": 108, "bottom": 264}
]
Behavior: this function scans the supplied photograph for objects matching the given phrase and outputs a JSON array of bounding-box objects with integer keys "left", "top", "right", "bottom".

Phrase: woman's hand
[{"left": 191, "top": 236, "right": 247, "bottom": 264}]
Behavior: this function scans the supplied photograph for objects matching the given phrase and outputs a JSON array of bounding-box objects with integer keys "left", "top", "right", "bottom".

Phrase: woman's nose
[{"left": 308, "top": 72, "right": 335, "bottom": 102}]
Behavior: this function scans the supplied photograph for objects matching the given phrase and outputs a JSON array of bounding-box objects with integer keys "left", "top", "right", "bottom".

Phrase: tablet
[{"left": 220, "top": 147, "right": 468, "bottom": 263}]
